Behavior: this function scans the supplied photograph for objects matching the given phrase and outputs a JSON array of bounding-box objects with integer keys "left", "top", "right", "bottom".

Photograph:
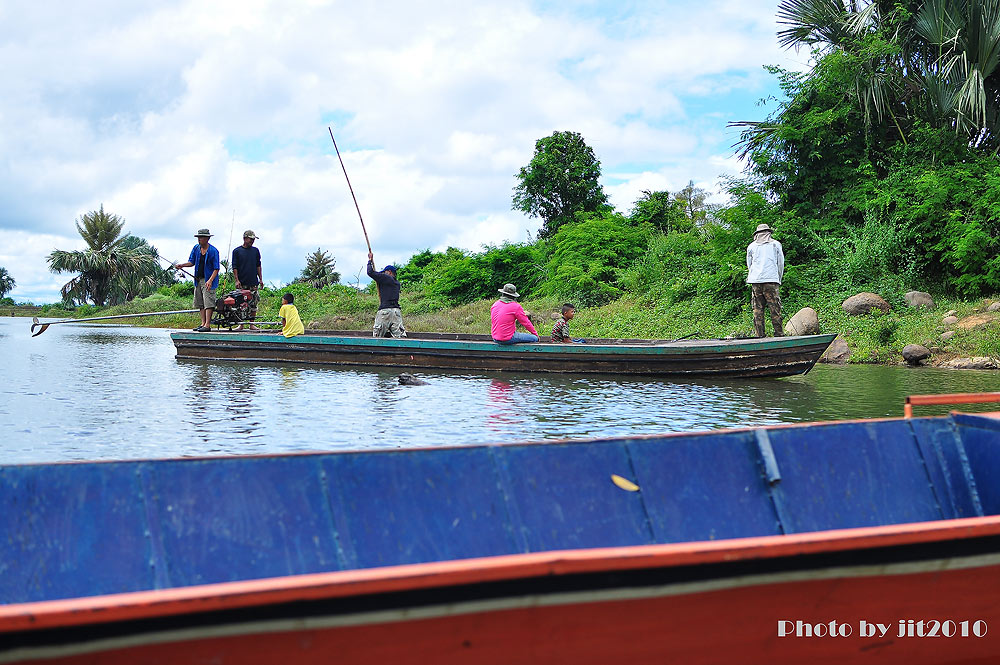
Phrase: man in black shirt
[
  {"left": 366, "top": 250, "right": 405, "bottom": 338},
  {"left": 232, "top": 230, "right": 262, "bottom": 330}
]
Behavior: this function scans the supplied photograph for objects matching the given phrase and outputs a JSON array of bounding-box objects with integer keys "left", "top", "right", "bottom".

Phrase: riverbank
[{"left": 27, "top": 283, "right": 999, "bottom": 367}]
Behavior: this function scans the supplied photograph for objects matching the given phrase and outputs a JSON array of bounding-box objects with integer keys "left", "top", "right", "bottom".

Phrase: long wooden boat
[
  {"left": 2, "top": 400, "right": 1000, "bottom": 663},
  {"left": 169, "top": 330, "right": 837, "bottom": 378}
]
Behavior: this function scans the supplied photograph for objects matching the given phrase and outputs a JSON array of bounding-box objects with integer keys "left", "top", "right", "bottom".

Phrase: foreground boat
[
  {"left": 170, "top": 329, "right": 837, "bottom": 378},
  {"left": 2, "top": 400, "right": 1000, "bottom": 664}
]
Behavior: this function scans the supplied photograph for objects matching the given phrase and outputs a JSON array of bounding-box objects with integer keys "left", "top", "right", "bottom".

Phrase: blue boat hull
[{"left": 2, "top": 411, "right": 998, "bottom": 605}]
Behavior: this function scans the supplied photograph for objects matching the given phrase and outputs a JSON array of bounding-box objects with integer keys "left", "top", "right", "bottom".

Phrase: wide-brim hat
[
  {"left": 498, "top": 283, "right": 520, "bottom": 298},
  {"left": 754, "top": 223, "right": 773, "bottom": 235},
  {"left": 243, "top": 230, "right": 257, "bottom": 239},
  {"left": 194, "top": 228, "right": 213, "bottom": 237}
]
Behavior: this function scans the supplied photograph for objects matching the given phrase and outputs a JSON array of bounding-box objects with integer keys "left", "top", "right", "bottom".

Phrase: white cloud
[{"left": 0, "top": 0, "right": 788, "bottom": 303}]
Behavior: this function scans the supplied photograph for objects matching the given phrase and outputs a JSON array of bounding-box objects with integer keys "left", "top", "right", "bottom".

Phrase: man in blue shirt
[
  {"left": 174, "top": 228, "right": 220, "bottom": 332},
  {"left": 232, "top": 230, "right": 262, "bottom": 330}
]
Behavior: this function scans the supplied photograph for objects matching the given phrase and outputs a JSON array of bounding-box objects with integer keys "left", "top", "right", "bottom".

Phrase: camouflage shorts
[{"left": 373, "top": 308, "right": 406, "bottom": 338}]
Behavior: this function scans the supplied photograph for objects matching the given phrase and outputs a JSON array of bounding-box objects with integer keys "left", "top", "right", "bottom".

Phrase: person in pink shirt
[{"left": 490, "top": 283, "right": 539, "bottom": 344}]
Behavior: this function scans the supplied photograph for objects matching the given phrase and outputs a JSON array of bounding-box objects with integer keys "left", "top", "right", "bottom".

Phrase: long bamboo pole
[
  {"left": 328, "top": 127, "right": 372, "bottom": 254},
  {"left": 31, "top": 310, "right": 199, "bottom": 337}
]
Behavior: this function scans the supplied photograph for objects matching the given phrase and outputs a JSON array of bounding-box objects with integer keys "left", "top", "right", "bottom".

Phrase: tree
[
  {"left": 0, "top": 267, "right": 14, "bottom": 299},
  {"left": 111, "top": 235, "right": 177, "bottom": 303},
  {"left": 297, "top": 248, "right": 340, "bottom": 288},
  {"left": 628, "top": 190, "right": 692, "bottom": 233},
  {"left": 47, "top": 206, "right": 163, "bottom": 306},
  {"left": 738, "top": 0, "right": 1000, "bottom": 158},
  {"left": 673, "top": 181, "right": 716, "bottom": 224},
  {"left": 512, "top": 130, "right": 609, "bottom": 239}
]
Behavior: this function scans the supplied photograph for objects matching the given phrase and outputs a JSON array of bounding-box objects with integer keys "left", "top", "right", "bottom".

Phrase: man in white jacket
[{"left": 746, "top": 223, "right": 785, "bottom": 337}]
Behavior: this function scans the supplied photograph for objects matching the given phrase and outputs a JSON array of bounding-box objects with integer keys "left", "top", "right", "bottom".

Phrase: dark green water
[{"left": 2, "top": 317, "right": 998, "bottom": 463}]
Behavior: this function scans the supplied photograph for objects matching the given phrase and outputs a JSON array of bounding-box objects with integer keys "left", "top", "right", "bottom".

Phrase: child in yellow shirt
[{"left": 278, "top": 292, "right": 304, "bottom": 338}]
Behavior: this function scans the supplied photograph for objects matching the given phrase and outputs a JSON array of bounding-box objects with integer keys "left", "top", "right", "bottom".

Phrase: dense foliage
[{"left": 729, "top": 0, "right": 1000, "bottom": 297}]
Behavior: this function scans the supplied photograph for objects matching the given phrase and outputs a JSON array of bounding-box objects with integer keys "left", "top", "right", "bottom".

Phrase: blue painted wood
[
  {"left": 629, "top": 431, "right": 783, "bottom": 542},
  {"left": 766, "top": 421, "right": 944, "bottom": 533},
  {"left": 494, "top": 441, "right": 652, "bottom": 552},
  {"left": 145, "top": 456, "right": 342, "bottom": 588},
  {"left": 321, "top": 448, "right": 519, "bottom": 568},
  {"left": 0, "top": 463, "right": 153, "bottom": 603},
  {"left": 910, "top": 418, "right": 983, "bottom": 519},
  {"left": 2, "top": 413, "right": 999, "bottom": 604},
  {"left": 954, "top": 415, "right": 1000, "bottom": 515}
]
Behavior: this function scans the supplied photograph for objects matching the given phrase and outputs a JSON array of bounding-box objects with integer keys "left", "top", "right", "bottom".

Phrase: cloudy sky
[{"left": 0, "top": 0, "right": 807, "bottom": 303}]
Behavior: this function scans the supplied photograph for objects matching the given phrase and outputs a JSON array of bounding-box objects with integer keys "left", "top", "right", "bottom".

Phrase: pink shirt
[{"left": 490, "top": 300, "right": 537, "bottom": 340}]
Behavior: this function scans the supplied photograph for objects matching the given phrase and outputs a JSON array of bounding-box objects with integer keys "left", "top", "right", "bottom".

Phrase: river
[{"left": 2, "top": 316, "right": 998, "bottom": 464}]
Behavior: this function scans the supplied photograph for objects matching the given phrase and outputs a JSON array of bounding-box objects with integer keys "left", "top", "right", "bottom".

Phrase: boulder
[
  {"left": 957, "top": 313, "right": 997, "bottom": 330},
  {"left": 398, "top": 373, "right": 430, "bottom": 386},
  {"left": 904, "top": 291, "right": 935, "bottom": 309},
  {"left": 988, "top": 302, "right": 1000, "bottom": 313},
  {"left": 942, "top": 315, "right": 959, "bottom": 325},
  {"left": 784, "top": 307, "right": 820, "bottom": 336},
  {"left": 820, "top": 337, "right": 851, "bottom": 364},
  {"left": 842, "top": 292, "right": 891, "bottom": 315},
  {"left": 902, "top": 344, "right": 931, "bottom": 365},
  {"left": 940, "top": 357, "right": 999, "bottom": 370},
  {"left": 941, "top": 330, "right": 956, "bottom": 343}
]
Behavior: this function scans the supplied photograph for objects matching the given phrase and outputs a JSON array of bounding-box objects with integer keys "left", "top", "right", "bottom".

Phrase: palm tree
[
  {"left": 751, "top": 0, "right": 1000, "bottom": 151},
  {"left": 47, "top": 206, "right": 164, "bottom": 306},
  {"left": 0, "top": 267, "right": 14, "bottom": 299},
  {"left": 297, "top": 248, "right": 341, "bottom": 288}
]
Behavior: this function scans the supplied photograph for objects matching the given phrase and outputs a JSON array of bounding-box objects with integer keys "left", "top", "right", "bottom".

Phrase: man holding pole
[
  {"left": 366, "top": 250, "right": 405, "bottom": 338},
  {"left": 174, "top": 229, "right": 220, "bottom": 332}
]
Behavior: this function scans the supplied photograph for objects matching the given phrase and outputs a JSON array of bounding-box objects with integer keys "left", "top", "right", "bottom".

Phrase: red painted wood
[
  {"left": 3, "top": 515, "right": 1000, "bottom": 633},
  {"left": 20, "top": 562, "right": 1000, "bottom": 665}
]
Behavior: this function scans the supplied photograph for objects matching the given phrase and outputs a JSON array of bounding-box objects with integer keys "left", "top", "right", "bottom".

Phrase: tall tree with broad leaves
[
  {"left": 47, "top": 206, "right": 163, "bottom": 306},
  {"left": 297, "top": 248, "right": 340, "bottom": 288},
  {"left": 512, "top": 131, "right": 609, "bottom": 239},
  {"left": 735, "top": 0, "right": 1000, "bottom": 159},
  {"left": 0, "top": 267, "right": 14, "bottom": 299}
]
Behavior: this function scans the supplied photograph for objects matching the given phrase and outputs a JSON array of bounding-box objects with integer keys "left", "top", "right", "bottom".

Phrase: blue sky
[{"left": 0, "top": 0, "right": 809, "bottom": 303}]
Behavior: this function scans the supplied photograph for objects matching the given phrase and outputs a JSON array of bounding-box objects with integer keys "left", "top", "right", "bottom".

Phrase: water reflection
[
  {"left": 2, "top": 316, "right": 1000, "bottom": 463},
  {"left": 486, "top": 379, "right": 525, "bottom": 434}
]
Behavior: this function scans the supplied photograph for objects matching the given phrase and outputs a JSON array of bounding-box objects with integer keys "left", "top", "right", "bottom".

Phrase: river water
[{"left": 2, "top": 317, "right": 998, "bottom": 464}]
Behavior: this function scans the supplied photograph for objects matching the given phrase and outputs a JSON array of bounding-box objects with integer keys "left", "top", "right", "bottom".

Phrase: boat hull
[
  {"left": 3, "top": 519, "right": 999, "bottom": 665},
  {"left": 5, "top": 410, "right": 1000, "bottom": 663},
  {"left": 169, "top": 330, "right": 837, "bottom": 378}
]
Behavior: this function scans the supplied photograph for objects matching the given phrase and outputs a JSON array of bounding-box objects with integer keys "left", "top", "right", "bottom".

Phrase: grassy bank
[{"left": 52, "top": 281, "right": 1000, "bottom": 366}]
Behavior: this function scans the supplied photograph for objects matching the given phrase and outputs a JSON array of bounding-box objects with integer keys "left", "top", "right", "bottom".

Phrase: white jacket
[{"left": 746, "top": 239, "right": 784, "bottom": 284}]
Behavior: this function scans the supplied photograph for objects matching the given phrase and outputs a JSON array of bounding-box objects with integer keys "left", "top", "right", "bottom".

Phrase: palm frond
[{"left": 777, "top": 0, "right": 855, "bottom": 50}]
